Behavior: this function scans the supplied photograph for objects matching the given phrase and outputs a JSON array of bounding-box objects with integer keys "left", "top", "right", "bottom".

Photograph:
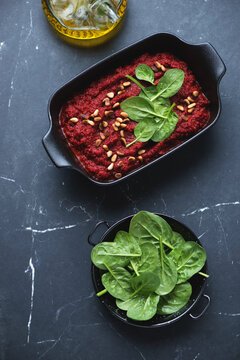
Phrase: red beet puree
[{"left": 60, "top": 53, "right": 210, "bottom": 182}]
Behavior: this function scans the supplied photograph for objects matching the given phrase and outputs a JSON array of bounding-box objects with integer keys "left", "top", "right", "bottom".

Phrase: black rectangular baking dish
[{"left": 42, "top": 32, "right": 226, "bottom": 185}]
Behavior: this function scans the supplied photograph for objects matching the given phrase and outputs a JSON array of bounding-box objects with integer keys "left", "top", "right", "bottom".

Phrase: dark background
[{"left": 0, "top": 0, "right": 239, "bottom": 359}]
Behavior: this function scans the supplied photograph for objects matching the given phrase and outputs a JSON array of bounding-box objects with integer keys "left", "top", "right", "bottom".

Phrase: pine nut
[
  {"left": 120, "top": 123, "right": 127, "bottom": 128},
  {"left": 105, "top": 99, "right": 111, "bottom": 106},
  {"left": 193, "top": 91, "right": 199, "bottom": 97},
  {"left": 94, "top": 116, "right": 102, "bottom": 122},
  {"left": 69, "top": 117, "right": 79, "bottom": 123},
  {"left": 95, "top": 139, "right": 102, "bottom": 147},
  {"left": 117, "top": 151, "right": 124, "bottom": 156},
  {"left": 117, "top": 90, "right": 124, "bottom": 95},
  {"left": 107, "top": 150, "right": 113, "bottom": 157},
  {"left": 122, "top": 118, "right": 130, "bottom": 123},
  {"left": 100, "top": 132, "right": 105, "bottom": 140},
  {"left": 119, "top": 85, "right": 124, "bottom": 91},
  {"left": 188, "top": 103, "right": 196, "bottom": 109},
  {"left": 123, "top": 81, "right": 131, "bottom": 87},
  {"left": 99, "top": 123, "right": 103, "bottom": 131},
  {"left": 105, "top": 129, "right": 110, "bottom": 137},
  {"left": 116, "top": 117, "right": 123, "bottom": 122},
  {"left": 105, "top": 110, "right": 113, "bottom": 117},
  {"left": 112, "top": 124, "right": 119, "bottom": 131},
  {"left": 184, "top": 99, "right": 190, "bottom": 105},
  {"left": 138, "top": 149, "right": 146, "bottom": 155},
  {"left": 182, "top": 115, "right": 188, "bottom": 121},
  {"left": 160, "top": 64, "right": 166, "bottom": 72},
  {"left": 107, "top": 163, "right": 114, "bottom": 171},
  {"left": 177, "top": 105, "right": 184, "bottom": 112},
  {"left": 120, "top": 130, "right": 124, "bottom": 137},
  {"left": 138, "top": 156, "right": 143, "bottom": 162},
  {"left": 87, "top": 120, "right": 95, "bottom": 126},
  {"left": 107, "top": 92, "right": 114, "bottom": 99},
  {"left": 92, "top": 109, "right": 99, "bottom": 117},
  {"left": 187, "top": 96, "right": 195, "bottom": 103},
  {"left": 103, "top": 145, "right": 108, "bottom": 151},
  {"left": 154, "top": 61, "right": 161, "bottom": 69},
  {"left": 120, "top": 112, "right": 128, "bottom": 118},
  {"left": 115, "top": 121, "right": 121, "bottom": 127},
  {"left": 102, "top": 121, "right": 108, "bottom": 128},
  {"left": 111, "top": 154, "right": 117, "bottom": 162},
  {"left": 112, "top": 102, "right": 120, "bottom": 109},
  {"left": 115, "top": 172, "right": 122, "bottom": 179},
  {"left": 121, "top": 137, "right": 126, "bottom": 146},
  {"left": 188, "top": 108, "right": 194, "bottom": 114},
  {"left": 117, "top": 161, "right": 123, "bottom": 167},
  {"left": 128, "top": 156, "right": 135, "bottom": 162}
]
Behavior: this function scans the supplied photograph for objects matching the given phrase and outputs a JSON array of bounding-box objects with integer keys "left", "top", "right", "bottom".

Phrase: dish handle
[
  {"left": 88, "top": 221, "right": 110, "bottom": 246},
  {"left": 189, "top": 294, "right": 211, "bottom": 320},
  {"left": 42, "top": 129, "right": 71, "bottom": 168}
]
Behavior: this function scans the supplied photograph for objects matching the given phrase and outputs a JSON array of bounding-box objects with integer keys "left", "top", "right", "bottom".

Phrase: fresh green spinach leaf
[
  {"left": 157, "top": 282, "right": 192, "bottom": 315},
  {"left": 126, "top": 118, "right": 157, "bottom": 148},
  {"left": 135, "top": 64, "right": 155, "bottom": 85},
  {"left": 130, "top": 243, "right": 160, "bottom": 275},
  {"left": 116, "top": 294, "right": 160, "bottom": 321},
  {"left": 129, "top": 211, "right": 173, "bottom": 247},
  {"left": 171, "top": 232, "right": 185, "bottom": 249},
  {"left": 130, "top": 272, "right": 160, "bottom": 296},
  {"left": 151, "top": 104, "right": 178, "bottom": 142},
  {"left": 102, "top": 265, "right": 133, "bottom": 301},
  {"left": 155, "top": 237, "right": 177, "bottom": 295},
  {"left": 91, "top": 239, "right": 141, "bottom": 270},
  {"left": 120, "top": 96, "right": 166, "bottom": 121},
  {"left": 114, "top": 231, "right": 141, "bottom": 257},
  {"left": 155, "top": 68, "right": 184, "bottom": 99},
  {"left": 169, "top": 241, "right": 207, "bottom": 284}
]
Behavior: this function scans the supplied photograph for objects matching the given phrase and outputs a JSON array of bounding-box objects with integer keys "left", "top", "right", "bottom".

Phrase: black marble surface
[{"left": 0, "top": 0, "right": 239, "bottom": 359}]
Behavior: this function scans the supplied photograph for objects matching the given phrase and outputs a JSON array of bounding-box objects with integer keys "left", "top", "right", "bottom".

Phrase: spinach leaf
[
  {"left": 171, "top": 232, "right": 185, "bottom": 249},
  {"left": 130, "top": 272, "right": 160, "bottom": 296},
  {"left": 102, "top": 265, "right": 133, "bottom": 301},
  {"left": 139, "top": 87, "right": 170, "bottom": 107},
  {"left": 126, "top": 119, "right": 157, "bottom": 148},
  {"left": 155, "top": 69, "right": 184, "bottom": 99},
  {"left": 129, "top": 211, "right": 173, "bottom": 247},
  {"left": 116, "top": 294, "right": 160, "bottom": 321},
  {"left": 91, "top": 243, "right": 129, "bottom": 270},
  {"left": 120, "top": 96, "right": 166, "bottom": 121},
  {"left": 164, "top": 231, "right": 185, "bottom": 254},
  {"left": 151, "top": 104, "right": 178, "bottom": 142},
  {"left": 157, "top": 282, "right": 192, "bottom": 315},
  {"left": 91, "top": 239, "right": 141, "bottom": 270},
  {"left": 155, "top": 237, "right": 177, "bottom": 296},
  {"left": 130, "top": 243, "right": 160, "bottom": 275},
  {"left": 114, "top": 231, "right": 141, "bottom": 257},
  {"left": 120, "top": 96, "right": 155, "bottom": 121},
  {"left": 135, "top": 64, "right": 155, "bottom": 85},
  {"left": 169, "top": 241, "right": 207, "bottom": 284}
]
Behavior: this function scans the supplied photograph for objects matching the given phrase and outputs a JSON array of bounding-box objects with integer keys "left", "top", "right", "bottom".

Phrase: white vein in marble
[
  {"left": 182, "top": 201, "right": 240, "bottom": 216},
  {"left": 25, "top": 224, "right": 77, "bottom": 234},
  {"left": 25, "top": 255, "right": 35, "bottom": 343}
]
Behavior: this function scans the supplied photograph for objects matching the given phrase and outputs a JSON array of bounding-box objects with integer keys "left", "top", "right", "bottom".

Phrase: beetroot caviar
[{"left": 60, "top": 53, "right": 210, "bottom": 182}]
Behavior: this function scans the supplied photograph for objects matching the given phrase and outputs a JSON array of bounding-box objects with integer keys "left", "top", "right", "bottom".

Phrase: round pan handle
[
  {"left": 42, "top": 129, "right": 71, "bottom": 168},
  {"left": 88, "top": 221, "right": 110, "bottom": 246},
  {"left": 189, "top": 294, "right": 211, "bottom": 320}
]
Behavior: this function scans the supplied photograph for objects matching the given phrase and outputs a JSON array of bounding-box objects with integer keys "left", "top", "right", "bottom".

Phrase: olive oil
[{"left": 41, "top": 0, "right": 127, "bottom": 42}]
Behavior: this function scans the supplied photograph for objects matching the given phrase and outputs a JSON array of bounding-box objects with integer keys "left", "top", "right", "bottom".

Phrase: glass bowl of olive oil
[{"left": 41, "top": 0, "right": 127, "bottom": 42}]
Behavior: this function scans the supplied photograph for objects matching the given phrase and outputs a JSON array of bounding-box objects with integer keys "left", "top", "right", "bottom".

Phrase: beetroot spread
[{"left": 60, "top": 53, "right": 210, "bottom": 182}]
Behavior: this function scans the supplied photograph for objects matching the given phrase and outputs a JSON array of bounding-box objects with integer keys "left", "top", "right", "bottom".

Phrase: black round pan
[{"left": 88, "top": 213, "right": 210, "bottom": 328}]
